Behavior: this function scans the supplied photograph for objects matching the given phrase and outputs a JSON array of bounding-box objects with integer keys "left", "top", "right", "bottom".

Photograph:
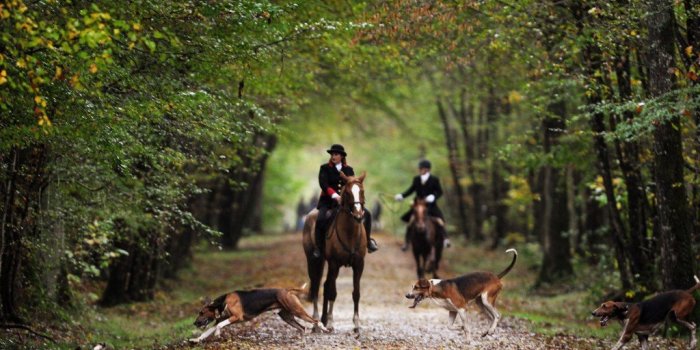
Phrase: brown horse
[
  {"left": 302, "top": 172, "right": 367, "bottom": 333},
  {"left": 408, "top": 198, "right": 444, "bottom": 279}
]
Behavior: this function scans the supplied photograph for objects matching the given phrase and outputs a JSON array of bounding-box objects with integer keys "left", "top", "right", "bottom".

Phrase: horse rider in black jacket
[
  {"left": 395, "top": 159, "right": 450, "bottom": 251},
  {"left": 313, "top": 144, "right": 378, "bottom": 258}
]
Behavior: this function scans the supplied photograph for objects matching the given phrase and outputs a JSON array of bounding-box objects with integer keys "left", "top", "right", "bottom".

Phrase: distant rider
[{"left": 395, "top": 159, "right": 450, "bottom": 251}]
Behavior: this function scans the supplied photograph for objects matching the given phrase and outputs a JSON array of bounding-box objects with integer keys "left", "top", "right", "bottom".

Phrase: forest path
[{"left": 180, "top": 232, "right": 622, "bottom": 350}]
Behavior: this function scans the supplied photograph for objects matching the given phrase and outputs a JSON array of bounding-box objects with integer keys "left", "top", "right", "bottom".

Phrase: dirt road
[{"left": 185, "top": 233, "right": 612, "bottom": 349}]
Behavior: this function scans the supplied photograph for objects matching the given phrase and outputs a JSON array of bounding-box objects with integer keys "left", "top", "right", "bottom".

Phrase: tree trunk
[
  {"left": 529, "top": 168, "right": 544, "bottom": 243},
  {"left": 490, "top": 161, "right": 509, "bottom": 250},
  {"left": 581, "top": 186, "right": 607, "bottom": 265},
  {"left": 220, "top": 133, "right": 276, "bottom": 249},
  {"left": 612, "top": 52, "right": 656, "bottom": 292},
  {"left": 448, "top": 91, "right": 473, "bottom": 238},
  {"left": 436, "top": 98, "right": 469, "bottom": 239},
  {"left": 646, "top": 0, "right": 696, "bottom": 289},
  {"left": 537, "top": 100, "right": 573, "bottom": 284},
  {"left": 0, "top": 146, "right": 48, "bottom": 321},
  {"left": 589, "top": 109, "right": 633, "bottom": 290},
  {"left": 683, "top": 0, "right": 700, "bottom": 244}
]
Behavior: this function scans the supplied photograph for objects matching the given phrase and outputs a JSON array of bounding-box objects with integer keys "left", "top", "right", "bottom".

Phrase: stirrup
[{"left": 368, "top": 238, "right": 378, "bottom": 253}]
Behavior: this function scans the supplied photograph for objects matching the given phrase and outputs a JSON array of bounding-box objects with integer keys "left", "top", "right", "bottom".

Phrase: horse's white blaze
[{"left": 351, "top": 184, "right": 361, "bottom": 212}]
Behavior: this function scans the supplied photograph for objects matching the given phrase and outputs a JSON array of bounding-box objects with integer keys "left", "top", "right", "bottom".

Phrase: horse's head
[
  {"left": 412, "top": 198, "right": 427, "bottom": 230},
  {"left": 339, "top": 171, "right": 366, "bottom": 221}
]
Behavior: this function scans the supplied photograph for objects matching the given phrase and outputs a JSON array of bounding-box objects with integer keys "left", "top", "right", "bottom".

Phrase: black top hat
[
  {"left": 326, "top": 144, "right": 347, "bottom": 156},
  {"left": 418, "top": 159, "right": 431, "bottom": 169}
]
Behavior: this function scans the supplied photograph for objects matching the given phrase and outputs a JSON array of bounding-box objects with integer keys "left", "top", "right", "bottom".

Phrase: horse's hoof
[
  {"left": 353, "top": 326, "right": 361, "bottom": 334},
  {"left": 312, "top": 325, "right": 323, "bottom": 333}
]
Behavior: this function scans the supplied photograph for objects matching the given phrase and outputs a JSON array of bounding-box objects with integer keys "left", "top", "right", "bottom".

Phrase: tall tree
[{"left": 645, "top": 0, "right": 696, "bottom": 289}]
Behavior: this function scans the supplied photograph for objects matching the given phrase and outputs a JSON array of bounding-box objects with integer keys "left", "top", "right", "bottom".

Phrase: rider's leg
[
  {"left": 313, "top": 207, "right": 328, "bottom": 258},
  {"left": 431, "top": 206, "right": 450, "bottom": 247},
  {"left": 363, "top": 211, "right": 378, "bottom": 253},
  {"left": 401, "top": 225, "right": 413, "bottom": 252},
  {"left": 400, "top": 210, "right": 412, "bottom": 251}
]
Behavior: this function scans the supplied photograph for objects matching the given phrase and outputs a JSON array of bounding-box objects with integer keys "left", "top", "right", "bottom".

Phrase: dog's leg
[
  {"left": 278, "top": 310, "right": 306, "bottom": 335},
  {"left": 280, "top": 293, "right": 329, "bottom": 333},
  {"left": 480, "top": 292, "right": 501, "bottom": 337},
  {"left": 189, "top": 325, "right": 217, "bottom": 343},
  {"left": 611, "top": 319, "right": 633, "bottom": 350},
  {"left": 447, "top": 311, "right": 458, "bottom": 329},
  {"left": 457, "top": 308, "right": 470, "bottom": 338},
  {"left": 675, "top": 319, "right": 696, "bottom": 349},
  {"left": 213, "top": 319, "right": 232, "bottom": 337},
  {"left": 189, "top": 318, "right": 232, "bottom": 343},
  {"left": 637, "top": 334, "right": 649, "bottom": 350}
]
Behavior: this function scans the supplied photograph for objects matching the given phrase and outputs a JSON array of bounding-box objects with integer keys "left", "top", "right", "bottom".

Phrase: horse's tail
[{"left": 497, "top": 249, "right": 518, "bottom": 279}]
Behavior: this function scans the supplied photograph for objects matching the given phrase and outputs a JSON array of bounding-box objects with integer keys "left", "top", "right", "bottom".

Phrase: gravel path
[{"left": 180, "top": 233, "right": 674, "bottom": 350}]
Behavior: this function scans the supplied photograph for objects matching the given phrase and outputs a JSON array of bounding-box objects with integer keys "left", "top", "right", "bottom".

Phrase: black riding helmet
[
  {"left": 418, "top": 159, "right": 431, "bottom": 169},
  {"left": 326, "top": 144, "right": 347, "bottom": 156}
]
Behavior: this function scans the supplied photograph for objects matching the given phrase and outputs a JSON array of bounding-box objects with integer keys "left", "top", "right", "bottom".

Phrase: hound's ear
[
  {"left": 358, "top": 171, "right": 366, "bottom": 183},
  {"left": 339, "top": 171, "right": 348, "bottom": 181},
  {"left": 614, "top": 302, "right": 628, "bottom": 311},
  {"left": 203, "top": 296, "right": 211, "bottom": 305}
]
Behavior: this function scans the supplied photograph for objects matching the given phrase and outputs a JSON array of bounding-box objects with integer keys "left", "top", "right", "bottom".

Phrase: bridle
[{"left": 339, "top": 181, "right": 365, "bottom": 222}]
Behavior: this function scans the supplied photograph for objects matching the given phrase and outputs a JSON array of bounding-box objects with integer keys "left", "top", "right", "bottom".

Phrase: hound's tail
[
  {"left": 288, "top": 283, "right": 308, "bottom": 299},
  {"left": 497, "top": 249, "right": 518, "bottom": 279},
  {"left": 687, "top": 275, "right": 700, "bottom": 293}
]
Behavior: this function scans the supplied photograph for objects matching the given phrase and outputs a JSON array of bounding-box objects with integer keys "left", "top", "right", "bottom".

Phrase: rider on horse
[
  {"left": 395, "top": 159, "right": 450, "bottom": 251},
  {"left": 313, "top": 144, "right": 378, "bottom": 258}
]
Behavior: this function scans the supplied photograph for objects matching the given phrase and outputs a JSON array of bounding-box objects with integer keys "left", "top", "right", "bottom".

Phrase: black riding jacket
[
  {"left": 401, "top": 175, "right": 443, "bottom": 202},
  {"left": 317, "top": 162, "right": 354, "bottom": 209}
]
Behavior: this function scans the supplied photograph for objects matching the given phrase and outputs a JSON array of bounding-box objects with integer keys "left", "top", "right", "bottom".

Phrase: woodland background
[{"left": 1, "top": 0, "right": 699, "bottom": 347}]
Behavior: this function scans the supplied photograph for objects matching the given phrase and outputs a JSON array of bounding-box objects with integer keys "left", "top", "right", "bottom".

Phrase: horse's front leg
[
  {"left": 311, "top": 294, "right": 321, "bottom": 333},
  {"left": 414, "top": 251, "right": 424, "bottom": 279},
  {"left": 432, "top": 237, "right": 444, "bottom": 278},
  {"left": 352, "top": 259, "right": 365, "bottom": 334},
  {"left": 322, "top": 261, "right": 340, "bottom": 332}
]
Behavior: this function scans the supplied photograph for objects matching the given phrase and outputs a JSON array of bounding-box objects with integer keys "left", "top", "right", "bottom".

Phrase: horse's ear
[
  {"left": 339, "top": 171, "right": 348, "bottom": 181},
  {"left": 358, "top": 171, "right": 366, "bottom": 183}
]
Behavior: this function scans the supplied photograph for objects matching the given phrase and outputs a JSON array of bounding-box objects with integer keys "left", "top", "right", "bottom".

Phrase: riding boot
[
  {"left": 401, "top": 215, "right": 414, "bottom": 252},
  {"left": 364, "top": 211, "right": 378, "bottom": 253},
  {"left": 313, "top": 211, "right": 327, "bottom": 258},
  {"left": 401, "top": 227, "right": 412, "bottom": 252},
  {"left": 437, "top": 222, "right": 451, "bottom": 248}
]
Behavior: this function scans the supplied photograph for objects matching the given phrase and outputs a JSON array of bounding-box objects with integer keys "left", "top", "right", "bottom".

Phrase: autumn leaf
[{"left": 54, "top": 66, "right": 63, "bottom": 80}]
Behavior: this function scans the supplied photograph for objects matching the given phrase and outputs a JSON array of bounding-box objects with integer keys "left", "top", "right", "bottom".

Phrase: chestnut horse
[
  {"left": 409, "top": 198, "right": 444, "bottom": 279},
  {"left": 302, "top": 172, "right": 367, "bottom": 333}
]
